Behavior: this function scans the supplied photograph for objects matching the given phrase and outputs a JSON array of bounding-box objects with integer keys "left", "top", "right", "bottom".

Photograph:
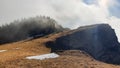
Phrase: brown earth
[{"left": 0, "top": 31, "right": 120, "bottom": 68}]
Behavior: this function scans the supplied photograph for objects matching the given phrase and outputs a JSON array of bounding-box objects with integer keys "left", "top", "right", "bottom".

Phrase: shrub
[{"left": 0, "top": 16, "right": 64, "bottom": 44}]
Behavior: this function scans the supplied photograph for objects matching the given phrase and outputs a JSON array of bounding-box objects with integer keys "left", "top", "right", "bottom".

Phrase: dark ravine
[{"left": 46, "top": 24, "right": 120, "bottom": 64}]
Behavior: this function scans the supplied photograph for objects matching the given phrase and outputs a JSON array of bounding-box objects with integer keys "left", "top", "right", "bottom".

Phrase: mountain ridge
[
  {"left": 1, "top": 24, "right": 120, "bottom": 68},
  {"left": 46, "top": 24, "right": 120, "bottom": 64}
]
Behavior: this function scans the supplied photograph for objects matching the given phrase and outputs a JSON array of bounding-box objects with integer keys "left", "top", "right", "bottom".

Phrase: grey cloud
[{"left": 0, "top": 0, "right": 120, "bottom": 41}]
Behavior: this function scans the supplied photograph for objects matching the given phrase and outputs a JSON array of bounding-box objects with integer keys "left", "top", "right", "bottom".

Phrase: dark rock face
[{"left": 46, "top": 24, "right": 120, "bottom": 64}]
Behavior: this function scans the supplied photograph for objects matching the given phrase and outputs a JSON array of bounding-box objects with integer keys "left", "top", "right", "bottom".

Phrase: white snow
[
  {"left": 15, "top": 48, "right": 20, "bottom": 49},
  {"left": 0, "top": 50, "right": 7, "bottom": 52},
  {"left": 26, "top": 53, "right": 59, "bottom": 60},
  {"left": 12, "top": 48, "right": 21, "bottom": 50},
  {"left": 13, "top": 48, "right": 20, "bottom": 50}
]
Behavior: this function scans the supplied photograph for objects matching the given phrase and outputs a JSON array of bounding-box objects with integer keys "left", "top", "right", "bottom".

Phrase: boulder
[{"left": 46, "top": 24, "right": 120, "bottom": 64}]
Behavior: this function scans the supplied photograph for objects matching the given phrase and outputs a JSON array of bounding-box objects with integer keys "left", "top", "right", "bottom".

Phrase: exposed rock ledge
[{"left": 46, "top": 24, "right": 120, "bottom": 64}]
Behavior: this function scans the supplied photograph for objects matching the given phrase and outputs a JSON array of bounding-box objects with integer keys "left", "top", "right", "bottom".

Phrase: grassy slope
[{"left": 0, "top": 31, "right": 120, "bottom": 68}]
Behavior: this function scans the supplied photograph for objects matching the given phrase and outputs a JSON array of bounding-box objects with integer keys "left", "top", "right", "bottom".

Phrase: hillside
[
  {"left": 0, "top": 29, "right": 120, "bottom": 68},
  {"left": 47, "top": 24, "right": 120, "bottom": 64},
  {"left": 0, "top": 16, "right": 66, "bottom": 44}
]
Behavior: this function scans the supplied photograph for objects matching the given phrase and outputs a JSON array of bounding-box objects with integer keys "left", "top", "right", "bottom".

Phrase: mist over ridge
[{"left": 0, "top": 16, "right": 65, "bottom": 44}]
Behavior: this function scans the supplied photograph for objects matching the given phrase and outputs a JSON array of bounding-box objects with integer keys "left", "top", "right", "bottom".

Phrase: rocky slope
[{"left": 46, "top": 24, "right": 120, "bottom": 64}]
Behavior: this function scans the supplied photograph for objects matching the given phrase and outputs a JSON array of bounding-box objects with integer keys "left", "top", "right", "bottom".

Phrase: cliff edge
[{"left": 46, "top": 24, "right": 120, "bottom": 64}]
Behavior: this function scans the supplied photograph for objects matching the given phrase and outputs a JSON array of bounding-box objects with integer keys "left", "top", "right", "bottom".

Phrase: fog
[
  {"left": 0, "top": 0, "right": 120, "bottom": 41},
  {"left": 0, "top": 16, "right": 64, "bottom": 44}
]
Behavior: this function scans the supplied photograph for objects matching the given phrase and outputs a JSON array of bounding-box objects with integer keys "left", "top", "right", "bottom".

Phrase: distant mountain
[
  {"left": 0, "top": 16, "right": 68, "bottom": 44},
  {"left": 46, "top": 24, "right": 120, "bottom": 64}
]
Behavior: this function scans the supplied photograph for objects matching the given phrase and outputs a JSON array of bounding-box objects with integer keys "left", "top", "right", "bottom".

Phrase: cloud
[
  {"left": 47, "top": 0, "right": 120, "bottom": 41},
  {"left": 0, "top": 0, "right": 120, "bottom": 41},
  {"left": 109, "top": 0, "right": 120, "bottom": 18},
  {"left": 83, "top": 0, "right": 98, "bottom": 5}
]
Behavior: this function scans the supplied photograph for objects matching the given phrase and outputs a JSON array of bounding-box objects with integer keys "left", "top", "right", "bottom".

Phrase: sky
[{"left": 0, "top": 0, "right": 120, "bottom": 41}]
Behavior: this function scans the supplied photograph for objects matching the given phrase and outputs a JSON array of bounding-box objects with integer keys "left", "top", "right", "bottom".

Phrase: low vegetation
[{"left": 0, "top": 16, "right": 65, "bottom": 44}]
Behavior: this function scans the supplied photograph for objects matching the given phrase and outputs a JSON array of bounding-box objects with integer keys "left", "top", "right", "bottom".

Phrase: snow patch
[
  {"left": 26, "top": 53, "right": 59, "bottom": 60},
  {"left": 0, "top": 50, "right": 7, "bottom": 52},
  {"left": 15, "top": 48, "right": 20, "bottom": 49},
  {"left": 12, "top": 48, "right": 20, "bottom": 50}
]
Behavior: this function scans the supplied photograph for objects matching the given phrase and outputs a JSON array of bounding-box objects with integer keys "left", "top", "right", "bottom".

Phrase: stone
[{"left": 46, "top": 24, "right": 120, "bottom": 64}]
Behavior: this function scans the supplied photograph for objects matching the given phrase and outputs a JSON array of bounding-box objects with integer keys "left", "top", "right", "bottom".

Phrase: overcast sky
[{"left": 0, "top": 0, "right": 120, "bottom": 41}]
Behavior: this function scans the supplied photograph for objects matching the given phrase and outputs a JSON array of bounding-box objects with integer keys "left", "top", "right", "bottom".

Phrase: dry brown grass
[
  {"left": 0, "top": 31, "right": 120, "bottom": 68},
  {"left": 0, "top": 38, "right": 50, "bottom": 63},
  {"left": 0, "top": 31, "right": 70, "bottom": 63},
  {"left": 1, "top": 50, "right": 120, "bottom": 68}
]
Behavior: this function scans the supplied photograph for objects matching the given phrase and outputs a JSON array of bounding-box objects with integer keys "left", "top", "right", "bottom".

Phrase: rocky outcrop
[{"left": 46, "top": 24, "right": 120, "bottom": 64}]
